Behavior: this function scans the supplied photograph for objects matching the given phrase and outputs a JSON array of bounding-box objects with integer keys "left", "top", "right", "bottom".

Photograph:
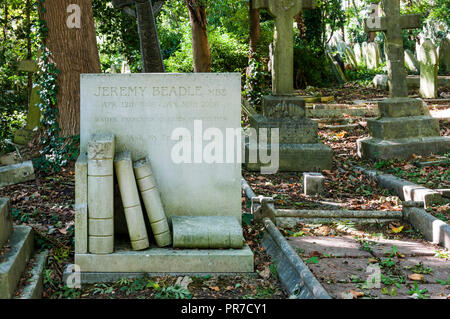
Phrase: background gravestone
[
  {"left": 438, "top": 37, "right": 450, "bottom": 74},
  {"left": 404, "top": 49, "right": 420, "bottom": 73},
  {"left": 418, "top": 39, "right": 438, "bottom": 99},
  {"left": 354, "top": 43, "right": 363, "bottom": 65}
]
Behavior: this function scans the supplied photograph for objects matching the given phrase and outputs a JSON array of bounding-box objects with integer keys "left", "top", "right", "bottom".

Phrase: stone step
[
  {"left": 0, "top": 198, "right": 13, "bottom": 248},
  {"left": 0, "top": 226, "right": 34, "bottom": 299},
  {"left": 14, "top": 250, "right": 48, "bottom": 299},
  {"left": 368, "top": 116, "right": 441, "bottom": 140}
]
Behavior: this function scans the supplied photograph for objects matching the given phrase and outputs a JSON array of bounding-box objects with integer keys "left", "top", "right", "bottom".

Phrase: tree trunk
[
  {"left": 39, "top": 0, "right": 101, "bottom": 136},
  {"left": 249, "top": 0, "right": 260, "bottom": 54},
  {"left": 185, "top": 0, "right": 210, "bottom": 72}
]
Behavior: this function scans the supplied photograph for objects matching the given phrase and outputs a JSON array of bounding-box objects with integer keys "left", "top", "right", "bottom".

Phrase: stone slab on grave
[
  {"left": 76, "top": 73, "right": 253, "bottom": 276},
  {"left": 0, "top": 161, "right": 35, "bottom": 187},
  {"left": 358, "top": 0, "right": 450, "bottom": 160}
]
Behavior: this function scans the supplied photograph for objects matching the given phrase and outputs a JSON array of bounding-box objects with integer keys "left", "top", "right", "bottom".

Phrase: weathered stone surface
[
  {"left": 303, "top": 172, "right": 325, "bottom": 196},
  {"left": 288, "top": 236, "right": 372, "bottom": 258},
  {"left": 401, "top": 256, "right": 450, "bottom": 283},
  {"left": 0, "top": 198, "right": 13, "bottom": 248},
  {"left": 114, "top": 151, "right": 149, "bottom": 251},
  {"left": 368, "top": 237, "right": 439, "bottom": 257},
  {"left": 75, "top": 244, "right": 254, "bottom": 273},
  {"left": 249, "top": 114, "right": 318, "bottom": 144},
  {"left": 0, "top": 161, "right": 35, "bottom": 187},
  {"left": 366, "top": 42, "right": 381, "bottom": 69},
  {"left": 439, "top": 37, "right": 450, "bottom": 74},
  {"left": 80, "top": 73, "right": 241, "bottom": 222},
  {"left": 15, "top": 250, "right": 49, "bottom": 299},
  {"left": 75, "top": 204, "right": 88, "bottom": 254},
  {"left": 306, "top": 258, "right": 371, "bottom": 283},
  {"left": 345, "top": 46, "right": 358, "bottom": 69},
  {"left": 405, "top": 49, "right": 419, "bottom": 73},
  {"left": 261, "top": 95, "right": 306, "bottom": 117},
  {"left": 354, "top": 43, "right": 363, "bottom": 64},
  {"left": 418, "top": 40, "right": 438, "bottom": 99},
  {"left": 172, "top": 216, "right": 244, "bottom": 249},
  {"left": 253, "top": 0, "right": 315, "bottom": 95},
  {"left": 88, "top": 134, "right": 115, "bottom": 255},
  {"left": 361, "top": 42, "right": 368, "bottom": 66},
  {"left": 373, "top": 74, "right": 388, "bottom": 90},
  {"left": 368, "top": 116, "right": 440, "bottom": 140},
  {"left": 18, "top": 60, "right": 38, "bottom": 73},
  {"left": 377, "top": 98, "right": 426, "bottom": 118},
  {"left": 245, "top": 142, "right": 333, "bottom": 172},
  {"left": 0, "top": 226, "right": 34, "bottom": 299},
  {"left": 327, "top": 51, "right": 346, "bottom": 84},
  {"left": 357, "top": 136, "right": 450, "bottom": 160},
  {"left": 134, "top": 157, "right": 171, "bottom": 248},
  {"left": 13, "top": 129, "right": 34, "bottom": 145},
  {"left": 406, "top": 207, "right": 450, "bottom": 249}
]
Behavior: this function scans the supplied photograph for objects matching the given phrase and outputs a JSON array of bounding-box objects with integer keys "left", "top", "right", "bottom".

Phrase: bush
[{"left": 165, "top": 23, "right": 249, "bottom": 74}]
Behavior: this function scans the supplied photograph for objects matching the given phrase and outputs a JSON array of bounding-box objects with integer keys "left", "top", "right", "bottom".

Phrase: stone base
[
  {"left": 15, "top": 250, "right": 48, "bottom": 299},
  {"left": 245, "top": 143, "right": 333, "bottom": 172},
  {"left": 357, "top": 136, "right": 450, "bottom": 160},
  {"left": 368, "top": 116, "right": 440, "bottom": 140},
  {"left": 0, "top": 226, "right": 34, "bottom": 299},
  {"left": 261, "top": 95, "right": 305, "bottom": 117},
  {"left": 0, "top": 198, "right": 13, "bottom": 248},
  {"left": 74, "top": 242, "right": 254, "bottom": 274}
]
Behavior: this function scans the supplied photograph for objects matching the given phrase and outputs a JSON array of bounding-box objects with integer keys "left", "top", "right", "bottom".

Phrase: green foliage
[
  {"left": 154, "top": 284, "right": 192, "bottom": 299},
  {"left": 345, "top": 64, "right": 387, "bottom": 86},
  {"left": 165, "top": 23, "right": 249, "bottom": 73},
  {"left": 243, "top": 55, "right": 270, "bottom": 106}
]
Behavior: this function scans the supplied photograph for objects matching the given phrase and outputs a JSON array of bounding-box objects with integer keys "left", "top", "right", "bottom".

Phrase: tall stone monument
[
  {"left": 246, "top": 0, "right": 332, "bottom": 172},
  {"left": 358, "top": 0, "right": 450, "bottom": 160}
]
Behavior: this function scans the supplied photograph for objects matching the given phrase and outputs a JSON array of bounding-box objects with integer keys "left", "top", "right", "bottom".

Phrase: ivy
[{"left": 33, "top": 0, "right": 79, "bottom": 174}]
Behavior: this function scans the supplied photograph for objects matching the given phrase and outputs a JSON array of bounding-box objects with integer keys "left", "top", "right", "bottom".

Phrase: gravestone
[
  {"left": 345, "top": 46, "right": 358, "bottom": 69},
  {"left": 418, "top": 40, "right": 438, "bottom": 99},
  {"left": 354, "top": 43, "right": 363, "bottom": 65},
  {"left": 247, "top": 0, "right": 333, "bottom": 172},
  {"left": 14, "top": 60, "right": 42, "bottom": 145},
  {"left": 366, "top": 42, "right": 380, "bottom": 69},
  {"left": 438, "top": 37, "right": 450, "bottom": 74},
  {"left": 76, "top": 73, "right": 253, "bottom": 276},
  {"left": 358, "top": 0, "right": 450, "bottom": 160},
  {"left": 361, "top": 42, "right": 369, "bottom": 66},
  {"left": 404, "top": 49, "right": 420, "bottom": 73}
]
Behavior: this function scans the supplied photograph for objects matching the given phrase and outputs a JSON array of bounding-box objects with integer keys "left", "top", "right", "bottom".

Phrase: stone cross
[
  {"left": 364, "top": 0, "right": 421, "bottom": 97},
  {"left": 253, "top": 0, "right": 315, "bottom": 96},
  {"left": 112, "top": 0, "right": 165, "bottom": 73}
]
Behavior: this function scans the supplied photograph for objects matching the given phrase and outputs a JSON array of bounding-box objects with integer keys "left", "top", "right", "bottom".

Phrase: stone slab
[
  {"left": 13, "top": 129, "right": 34, "bottom": 145},
  {"left": 245, "top": 143, "right": 333, "bottom": 172},
  {"left": 367, "top": 238, "right": 438, "bottom": 257},
  {"left": 15, "top": 250, "right": 49, "bottom": 299},
  {"left": 357, "top": 136, "right": 450, "bottom": 160},
  {"left": 0, "top": 161, "right": 35, "bottom": 187},
  {"left": 401, "top": 256, "right": 450, "bottom": 284},
  {"left": 261, "top": 95, "right": 306, "bottom": 117},
  {"left": 0, "top": 198, "right": 13, "bottom": 248},
  {"left": 74, "top": 244, "right": 254, "bottom": 273},
  {"left": 172, "top": 216, "right": 244, "bottom": 249},
  {"left": 377, "top": 98, "right": 426, "bottom": 118},
  {"left": 368, "top": 116, "right": 440, "bottom": 140},
  {"left": 406, "top": 207, "right": 450, "bottom": 249},
  {"left": 306, "top": 258, "right": 372, "bottom": 283},
  {"left": 288, "top": 236, "right": 372, "bottom": 258},
  {"left": 0, "top": 226, "right": 34, "bottom": 299},
  {"left": 249, "top": 114, "right": 318, "bottom": 144},
  {"left": 323, "top": 283, "right": 449, "bottom": 299},
  {"left": 80, "top": 73, "right": 241, "bottom": 222}
]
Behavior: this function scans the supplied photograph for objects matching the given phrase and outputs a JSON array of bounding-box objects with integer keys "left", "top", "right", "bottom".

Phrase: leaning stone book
[
  {"left": 114, "top": 151, "right": 150, "bottom": 251},
  {"left": 133, "top": 157, "right": 172, "bottom": 247},
  {"left": 87, "top": 133, "right": 115, "bottom": 254}
]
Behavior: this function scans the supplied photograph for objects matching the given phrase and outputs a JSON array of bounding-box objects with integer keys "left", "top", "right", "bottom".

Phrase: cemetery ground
[{"left": 1, "top": 83, "right": 449, "bottom": 300}]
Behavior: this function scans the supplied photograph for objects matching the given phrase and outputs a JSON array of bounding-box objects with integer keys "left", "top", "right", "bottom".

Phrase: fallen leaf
[
  {"left": 391, "top": 225, "right": 404, "bottom": 234},
  {"left": 209, "top": 286, "right": 220, "bottom": 292},
  {"left": 368, "top": 258, "right": 378, "bottom": 264},
  {"left": 409, "top": 274, "right": 424, "bottom": 281},
  {"left": 349, "top": 290, "right": 364, "bottom": 299},
  {"left": 258, "top": 267, "right": 270, "bottom": 279}
]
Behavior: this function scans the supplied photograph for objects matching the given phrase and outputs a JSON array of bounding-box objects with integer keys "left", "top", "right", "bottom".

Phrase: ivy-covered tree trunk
[
  {"left": 185, "top": 0, "right": 210, "bottom": 72},
  {"left": 249, "top": 0, "right": 260, "bottom": 54},
  {"left": 39, "top": 0, "right": 101, "bottom": 136}
]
